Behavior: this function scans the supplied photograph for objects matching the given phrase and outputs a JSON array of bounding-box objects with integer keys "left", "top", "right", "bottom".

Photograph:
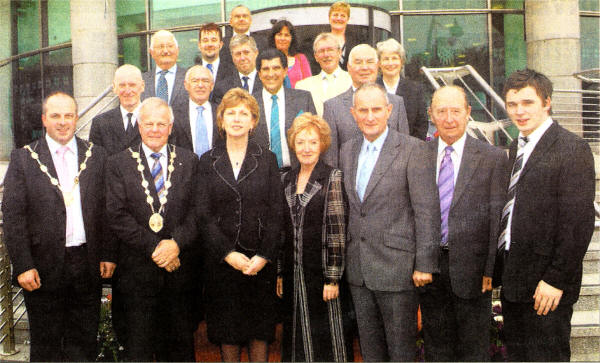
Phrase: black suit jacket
[
  {"left": 141, "top": 66, "right": 188, "bottom": 114},
  {"left": 501, "top": 122, "right": 595, "bottom": 305},
  {"left": 212, "top": 72, "right": 263, "bottom": 106},
  {"left": 193, "top": 57, "right": 238, "bottom": 103},
  {"left": 105, "top": 144, "right": 201, "bottom": 295},
  {"left": 252, "top": 87, "right": 317, "bottom": 168},
  {"left": 220, "top": 32, "right": 268, "bottom": 67},
  {"left": 2, "top": 137, "right": 112, "bottom": 290},
  {"left": 89, "top": 107, "right": 141, "bottom": 156},
  {"left": 377, "top": 76, "right": 428, "bottom": 140},
  {"left": 428, "top": 136, "right": 507, "bottom": 298},
  {"left": 170, "top": 100, "right": 223, "bottom": 153}
]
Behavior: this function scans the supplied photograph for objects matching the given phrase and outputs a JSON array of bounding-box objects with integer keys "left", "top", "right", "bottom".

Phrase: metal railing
[
  {"left": 0, "top": 219, "right": 23, "bottom": 356},
  {"left": 552, "top": 89, "right": 600, "bottom": 144}
]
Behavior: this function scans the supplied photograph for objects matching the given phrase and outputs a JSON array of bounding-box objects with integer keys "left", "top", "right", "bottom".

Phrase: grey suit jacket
[
  {"left": 322, "top": 87, "right": 410, "bottom": 167},
  {"left": 141, "top": 66, "right": 188, "bottom": 113},
  {"left": 340, "top": 129, "right": 440, "bottom": 292},
  {"left": 251, "top": 87, "right": 317, "bottom": 168},
  {"left": 428, "top": 136, "right": 507, "bottom": 299}
]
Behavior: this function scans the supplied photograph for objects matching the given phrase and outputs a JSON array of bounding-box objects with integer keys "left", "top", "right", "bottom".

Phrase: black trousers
[
  {"left": 419, "top": 249, "right": 491, "bottom": 362},
  {"left": 23, "top": 245, "right": 100, "bottom": 362},
  {"left": 502, "top": 296, "right": 573, "bottom": 361}
]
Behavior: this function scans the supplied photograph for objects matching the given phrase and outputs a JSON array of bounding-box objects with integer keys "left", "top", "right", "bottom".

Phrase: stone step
[
  {"left": 573, "top": 287, "right": 600, "bottom": 312},
  {"left": 571, "top": 326, "right": 600, "bottom": 361}
]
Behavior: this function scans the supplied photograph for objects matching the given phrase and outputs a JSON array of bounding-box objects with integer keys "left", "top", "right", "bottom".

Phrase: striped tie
[
  {"left": 498, "top": 136, "right": 529, "bottom": 251},
  {"left": 438, "top": 146, "right": 454, "bottom": 247},
  {"left": 151, "top": 152, "right": 165, "bottom": 198}
]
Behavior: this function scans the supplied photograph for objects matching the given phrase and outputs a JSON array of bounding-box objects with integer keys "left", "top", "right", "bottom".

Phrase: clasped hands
[
  {"left": 152, "top": 239, "right": 181, "bottom": 272},
  {"left": 225, "top": 251, "right": 267, "bottom": 276}
]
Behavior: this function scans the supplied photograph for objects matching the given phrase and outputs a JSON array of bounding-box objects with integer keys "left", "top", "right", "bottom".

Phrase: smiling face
[
  {"left": 258, "top": 57, "right": 287, "bottom": 95},
  {"left": 379, "top": 51, "right": 403, "bottom": 79},
  {"left": 113, "top": 66, "right": 145, "bottom": 112},
  {"left": 351, "top": 87, "right": 393, "bottom": 142},
  {"left": 314, "top": 37, "right": 341, "bottom": 74},
  {"left": 138, "top": 102, "right": 173, "bottom": 152},
  {"left": 198, "top": 30, "right": 223, "bottom": 62},
  {"left": 348, "top": 47, "right": 378, "bottom": 88},
  {"left": 429, "top": 87, "right": 471, "bottom": 145},
  {"left": 184, "top": 66, "right": 214, "bottom": 105},
  {"left": 42, "top": 94, "right": 78, "bottom": 145},
  {"left": 505, "top": 86, "right": 551, "bottom": 137},
  {"left": 294, "top": 127, "right": 321, "bottom": 168},
  {"left": 149, "top": 32, "right": 179, "bottom": 70},
  {"left": 274, "top": 26, "right": 292, "bottom": 55},
  {"left": 222, "top": 103, "right": 255, "bottom": 139},
  {"left": 230, "top": 6, "right": 252, "bottom": 35},
  {"left": 231, "top": 43, "right": 258, "bottom": 75},
  {"left": 329, "top": 10, "right": 349, "bottom": 33}
]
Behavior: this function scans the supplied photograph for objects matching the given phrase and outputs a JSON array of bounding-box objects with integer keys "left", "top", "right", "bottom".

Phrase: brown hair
[
  {"left": 199, "top": 22, "right": 222, "bottom": 42},
  {"left": 503, "top": 68, "right": 553, "bottom": 106},
  {"left": 329, "top": 1, "right": 350, "bottom": 17},
  {"left": 216, "top": 88, "right": 260, "bottom": 135},
  {"left": 287, "top": 112, "right": 331, "bottom": 153}
]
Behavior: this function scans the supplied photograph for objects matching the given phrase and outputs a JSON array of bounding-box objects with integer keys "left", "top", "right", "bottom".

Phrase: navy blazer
[{"left": 89, "top": 107, "right": 141, "bottom": 156}]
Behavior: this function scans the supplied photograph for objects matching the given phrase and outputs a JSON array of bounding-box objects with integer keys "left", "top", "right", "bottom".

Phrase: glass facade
[{"left": 2, "top": 0, "right": 599, "bottom": 151}]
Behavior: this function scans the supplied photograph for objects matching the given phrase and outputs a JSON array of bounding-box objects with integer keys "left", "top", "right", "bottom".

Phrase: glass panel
[
  {"left": 14, "top": 0, "right": 40, "bottom": 53},
  {"left": 14, "top": 55, "right": 42, "bottom": 147},
  {"left": 151, "top": 0, "right": 220, "bottom": 29},
  {"left": 580, "top": 0, "right": 600, "bottom": 11},
  {"left": 47, "top": 0, "right": 71, "bottom": 45},
  {"left": 117, "top": 0, "right": 146, "bottom": 34},
  {"left": 172, "top": 30, "right": 199, "bottom": 70},
  {"left": 491, "top": 0, "right": 523, "bottom": 10},
  {"left": 119, "top": 35, "right": 148, "bottom": 71},
  {"left": 403, "top": 0, "right": 487, "bottom": 10},
  {"left": 226, "top": 1, "right": 307, "bottom": 14},
  {"left": 46, "top": 48, "right": 73, "bottom": 95},
  {"left": 491, "top": 12, "right": 526, "bottom": 89},
  {"left": 581, "top": 16, "right": 600, "bottom": 71},
  {"left": 343, "top": 0, "right": 398, "bottom": 11}
]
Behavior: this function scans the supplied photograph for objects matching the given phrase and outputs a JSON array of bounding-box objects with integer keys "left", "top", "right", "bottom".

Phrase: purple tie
[{"left": 438, "top": 146, "right": 454, "bottom": 246}]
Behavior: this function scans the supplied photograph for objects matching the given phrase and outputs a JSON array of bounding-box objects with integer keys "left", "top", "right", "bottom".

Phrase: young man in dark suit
[
  {"left": 194, "top": 22, "right": 236, "bottom": 100},
  {"left": 420, "top": 85, "right": 507, "bottom": 361},
  {"left": 2, "top": 92, "right": 116, "bottom": 361},
  {"left": 499, "top": 69, "right": 595, "bottom": 361},
  {"left": 89, "top": 64, "right": 144, "bottom": 155}
]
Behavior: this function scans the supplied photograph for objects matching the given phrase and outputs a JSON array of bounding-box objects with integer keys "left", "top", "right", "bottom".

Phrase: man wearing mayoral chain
[
  {"left": 105, "top": 97, "right": 208, "bottom": 361},
  {"left": 2, "top": 91, "right": 116, "bottom": 361}
]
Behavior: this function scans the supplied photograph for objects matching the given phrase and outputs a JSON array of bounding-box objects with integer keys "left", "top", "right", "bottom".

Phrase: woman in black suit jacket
[
  {"left": 197, "top": 88, "right": 284, "bottom": 361},
  {"left": 376, "top": 38, "right": 429, "bottom": 140}
]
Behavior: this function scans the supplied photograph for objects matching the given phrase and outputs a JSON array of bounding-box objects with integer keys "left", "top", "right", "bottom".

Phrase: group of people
[{"left": 1, "top": 2, "right": 596, "bottom": 363}]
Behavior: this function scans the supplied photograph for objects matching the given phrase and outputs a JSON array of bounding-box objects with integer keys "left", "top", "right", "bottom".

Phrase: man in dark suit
[
  {"left": 252, "top": 48, "right": 316, "bottom": 171},
  {"left": 219, "top": 5, "right": 267, "bottom": 67},
  {"left": 212, "top": 34, "right": 263, "bottom": 105},
  {"left": 339, "top": 83, "right": 439, "bottom": 361},
  {"left": 2, "top": 92, "right": 116, "bottom": 361},
  {"left": 194, "top": 23, "right": 235, "bottom": 99},
  {"left": 498, "top": 69, "right": 596, "bottom": 361},
  {"left": 105, "top": 97, "right": 201, "bottom": 361},
  {"left": 322, "top": 44, "right": 409, "bottom": 167},
  {"left": 141, "top": 30, "right": 187, "bottom": 114},
  {"left": 171, "top": 65, "right": 222, "bottom": 155},
  {"left": 419, "top": 86, "right": 507, "bottom": 361},
  {"left": 89, "top": 64, "right": 144, "bottom": 155}
]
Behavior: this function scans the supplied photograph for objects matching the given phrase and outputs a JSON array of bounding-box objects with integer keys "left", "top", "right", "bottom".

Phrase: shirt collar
[
  {"left": 361, "top": 126, "right": 389, "bottom": 152},
  {"left": 437, "top": 131, "right": 467, "bottom": 158},
  {"left": 263, "top": 84, "right": 285, "bottom": 101},
  {"left": 142, "top": 142, "right": 168, "bottom": 159},
  {"left": 120, "top": 104, "right": 141, "bottom": 121},
  {"left": 46, "top": 133, "right": 77, "bottom": 155},
  {"left": 156, "top": 64, "right": 177, "bottom": 76},
  {"left": 519, "top": 117, "right": 553, "bottom": 146},
  {"left": 320, "top": 67, "right": 342, "bottom": 79},
  {"left": 238, "top": 69, "right": 256, "bottom": 80},
  {"left": 205, "top": 57, "right": 220, "bottom": 70},
  {"left": 189, "top": 98, "right": 211, "bottom": 110}
]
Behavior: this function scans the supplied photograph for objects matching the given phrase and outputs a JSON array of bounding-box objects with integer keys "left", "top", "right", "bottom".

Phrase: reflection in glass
[
  {"left": 403, "top": 0, "right": 487, "bottom": 10},
  {"left": 14, "top": 56, "right": 43, "bottom": 147},
  {"left": 152, "top": 0, "right": 220, "bottom": 29},
  {"left": 48, "top": 0, "right": 71, "bottom": 45},
  {"left": 14, "top": 0, "right": 40, "bottom": 54}
]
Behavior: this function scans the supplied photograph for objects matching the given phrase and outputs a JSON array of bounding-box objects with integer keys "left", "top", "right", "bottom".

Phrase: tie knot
[
  {"left": 127, "top": 112, "right": 133, "bottom": 121},
  {"left": 159, "top": 70, "right": 168, "bottom": 76},
  {"left": 444, "top": 145, "right": 454, "bottom": 156},
  {"left": 197, "top": 105, "right": 204, "bottom": 113},
  {"left": 57, "top": 145, "right": 70, "bottom": 157},
  {"left": 151, "top": 152, "right": 161, "bottom": 161},
  {"left": 518, "top": 136, "right": 529, "bottom": 148},
  {"left": 242, "top": 76, "right": 249, "bottom": 81},
  {"left": 271, "top": 94, "right": 278, "bottom": 102}
]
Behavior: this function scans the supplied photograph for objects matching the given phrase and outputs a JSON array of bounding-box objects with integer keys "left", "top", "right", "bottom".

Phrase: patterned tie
[
  {"left": 195, "top": 105, "right": 210, "bottom": 157},
  {"left": 270, "top": 94, "right": 283, "bottom": 168},
  {"left": 356, "top": 144, "right": 375, "bottom": 202},
  {"left": 242, "top": 76, "right": 249, "bottom": 91},
  {"left": 498, "top": 136, "right": 529, "bottom": 251},
  {"left": 151, "top": 152, "right": 165, "bottom": 198},
  {"left": 157, "top": 70, "right": 169, "bottom": 102},
  {"left": 56, "top": 146, "right": 74, "bottom": 238},
  {"left": 438, "top": 146, "right": 454, "bottom": 247}
]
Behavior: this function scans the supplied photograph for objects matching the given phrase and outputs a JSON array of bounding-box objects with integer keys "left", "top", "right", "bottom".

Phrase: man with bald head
[
  {"left": 171, "top": 65, "right": 222, "bottom": 156},
  {"left": 340, "top": 83, "right": 439, "bottom": 361},
  {"left": 419, "top": 85, "right": 507, "bottom": 361},
  {"left": 105, "top": 97, "right": 203, "bottom": 361},
  {"left": 90, "top": 64, "right": 145, "bottom": 155},
  {"left": 322, "top": 44, "right": 409, "bottom": 167},
  {"left": 220, "top": 5, "right": 267, "bottom": 66},
  {"left": 141, "top": 30, "right": 187, "bottom": 113}
]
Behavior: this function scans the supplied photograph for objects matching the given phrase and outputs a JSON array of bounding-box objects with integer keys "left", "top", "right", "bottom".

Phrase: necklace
[
  {"left": 25, "top": 142, "right": 94, "bottom": 207},
  {"left": 129, "top": 145, "right": 176, "bottom": 233}
]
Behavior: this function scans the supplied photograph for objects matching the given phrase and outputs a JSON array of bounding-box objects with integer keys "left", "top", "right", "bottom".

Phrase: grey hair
[
  {"left": 352, "top": 83, "right": 389, "bottom": 107},
  {"left": 313, "top": 32, "right": 341, "bottom": 53},
  {"left": 139, "top": 97, "right": 174, "bottom": 123},
  {"left": 376, "top": 38, "right": 406, "bottom": 65},
  {"left": 150, "top": 30, "right": 179, "bottom": 50},
  {"left": 229, "top": 34, "right": 258, "bottom": 53}
]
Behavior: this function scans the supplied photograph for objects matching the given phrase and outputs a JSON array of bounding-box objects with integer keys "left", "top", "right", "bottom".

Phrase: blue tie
[
  {"left": 195, "top": 105, "right": 210, "bottom": 157},
  {"left": 206, "top": 63, "right": 214, "bottom": 74},
  {"left": 242, "top": 76, "right": 249, "bottom": 91},
  {"left": 157, "top": 70, "right": 168, "bottom": 102},
  {"left": 151, "top": 152, "right": 164, "bottom": 198},
  {"left": 356, "top": 144, "right": 376, "bottom": 202},
  {"left": 438, "top": 146, "right": 454, "bottom": 246},
  {"left": 270, "top": 94, "right": 283, "bottom": 168}
]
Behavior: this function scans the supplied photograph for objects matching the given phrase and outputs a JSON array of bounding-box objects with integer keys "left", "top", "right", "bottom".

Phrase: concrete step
[{"left": 571, "top": 326, "right": 600, "bottom": 361}]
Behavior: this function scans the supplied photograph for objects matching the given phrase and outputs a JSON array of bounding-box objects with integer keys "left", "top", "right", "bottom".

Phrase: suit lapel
[
  {"left": 171, "top": 67, "right": 186, "bottom": 105},
  {"left": 451, "top": 136, "right": 482, "bottom": 209},
  {"left": 362, "top": 132, "right": 400, "bottom": 202},
  {"left": 76, "top": 137, "right": 91, "bottom": 204},
  {"left": 180, "top": 100, "right": 194, "bottom": 147},
  {"left": 284, "top": 89, "right": 298, "bottom": 131},
  {"left": 518, "top": 123, "right": 559, "bottom": 181},
  {"left": 210, "top": 102, "right": 221, "bottom": 146},
  {"left": 347, "top": 139, "right": 362, "bottom": 206},
  {"left": 253, "top": 90, "right": 270, "bottom": 147},
  {"left": 36, "top": 138, "right": 62, "bottom": 200}
]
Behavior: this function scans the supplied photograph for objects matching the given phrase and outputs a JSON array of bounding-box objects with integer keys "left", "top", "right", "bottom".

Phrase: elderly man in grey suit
[
  {"left": 340, "top": 83, "right": 439, "bottom": 361},
  {"left": 323, "top": 44, "right": 409, "bottom": 167}
]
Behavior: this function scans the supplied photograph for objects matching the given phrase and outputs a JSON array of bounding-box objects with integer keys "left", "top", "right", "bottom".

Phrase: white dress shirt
[
  {"left": 356, "top": 126, "right": 389, "bottom": 192},
  {"left": 382, "top": 77, "right": 400, "bottom": 95},
  {"left": 142, "top": 143, "right": 169, "bottom": 184},
  {"left": 188, "top": 99, "right": 214, "bottom": 150},
  {"left": 239, "top": 69, "right": 257, "bottom": 92},
  {"left": 46, "top": 134, "right": 86, "bottom": 247},
  {"left": 321, "top": 67, "right": 344, "bottom": 96},
  {"left": 155, "top": 64, "right": 177, "bottom": 104},
  {"left": 120, "top": 104, "right": 141, "bottom": 130},
  {"left": 435, "top": 132, "right": 467, "bottom": 186},
  {"left": 204, "top": 58, "right": 220, "bottom": 82},
  {"left": 262, "top": 86, "right": 291, "bottom": 168}
]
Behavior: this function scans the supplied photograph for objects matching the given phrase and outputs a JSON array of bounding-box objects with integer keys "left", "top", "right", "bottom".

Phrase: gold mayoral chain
[
  {"left": 25, "top": 142, "right": 94, "bottom": 208},
  {"left": 129, "top": 145, "right": 176, "bottom": 233}
]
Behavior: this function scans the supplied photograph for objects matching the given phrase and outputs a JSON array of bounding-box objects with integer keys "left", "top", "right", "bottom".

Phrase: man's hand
[
  {"left": 224, "top": 251, "right": 250, "bottom": 272},
  {"left": 243, "top": 255, "right": 268, "bottom": 275},
  {"left": 100, "top": 262, "right": 117, "bottom": 278},
  {"left": 165, "top": 257, "right": 181, "bottom": 273},
  {"left": 276, "top": 276, "right": 283, "bottom": 298},
  {"left": 533, "top": 280, "right": 563, "bottom": 315},
  {"left": 412, "top": 270, "right": 433, "bottom": 287},
  {"left": 323, "top": 283, "right": 339, "bottom": 301},
  {"left": 151, "top": 239, "right": 180, "bottom": 269},
  {"left": 482, "top": 276, "right": 492, "bottom": 293},
  {"left": 18, "top": 269, "right": 41, "bottom": 291}
]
